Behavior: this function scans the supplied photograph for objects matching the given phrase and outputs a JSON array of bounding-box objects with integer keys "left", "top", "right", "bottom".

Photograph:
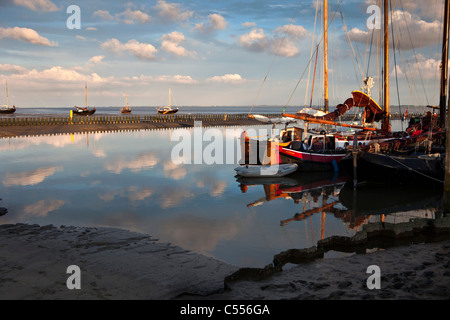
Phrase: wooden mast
[
  {"left": 440, "top": 0, "right": 450, "bottom": 128},
  {"left": 5, "top": 80, "right": 8, "bottom": 107},
  {"left": 381, "top": 0, "right": 390, "bottom": 133},
  {"left": 85, "top": 82, "right": 87, "bottom": 109},
  {"left": 323, "top": 0, "right": 329, "bottom": 112}
]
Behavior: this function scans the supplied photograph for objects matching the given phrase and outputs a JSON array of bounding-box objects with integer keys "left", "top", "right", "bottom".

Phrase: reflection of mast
[{"left": 323, "top": 0, "right": 329, "bottom": 112}]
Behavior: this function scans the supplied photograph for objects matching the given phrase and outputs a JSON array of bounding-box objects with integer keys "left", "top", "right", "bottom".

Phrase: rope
[{"left": 387, "top": 154, "right": 444, "bottom": 184}]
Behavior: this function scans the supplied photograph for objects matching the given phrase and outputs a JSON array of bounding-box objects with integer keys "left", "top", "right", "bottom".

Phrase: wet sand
[
  {"left": 0, "top": 118, "right": 263, "bottom": 138},
  {"left": 1, "top": 222, "right": 449, "bottom": 300}
]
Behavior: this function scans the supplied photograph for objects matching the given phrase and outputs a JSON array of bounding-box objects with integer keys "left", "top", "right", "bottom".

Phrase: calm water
[{"left": 0, "top": 121, "right": 443, "bottom": 267}]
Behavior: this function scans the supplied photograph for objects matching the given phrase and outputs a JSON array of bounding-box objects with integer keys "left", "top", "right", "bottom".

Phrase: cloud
[
  {"left": 93, "top": 9, "right": 115, "bottom": 21},
  {"left": 0, "top": 64, "right": 28, "bottom": 74},
  {"left": 194, "top": 13, "right": 228, "bottom": 34},
  {"left": 87, "top": 55, "right": 105, "bottom": 66},
  {"left": 93, "top": 8, "right": 151, "bottom": 24},
  {"left": 347, "top": 10, "right": 442, "bottom": 50},
  {"left": 101, "top": 38, "right": 158, "bottom": 61},
  {"left": 13, "top": 0, "right": 58, "bottom": 12},
  {"left": 242, "top": 22, "right": 256, "bottom": 28},
  {"left": 238, "top": 24, "right": 309, "bottom": 57},
  {"left": 3, "top": 166, "right": 62, "bottom": 186},
  {"left": 207, "top": 74, "right": 245, "bottom": 84},
  {"left": 117, "top": 8, "right": 151, "bottom": 24},
  {"left": 0, "top": 27, "right": 58, "bottom": 47},
  {"left": 154, "top": 0, "right": 193, "bottom": 22},
  {"left": 160, "top": 31, "right": 196, "bottom": 58}
]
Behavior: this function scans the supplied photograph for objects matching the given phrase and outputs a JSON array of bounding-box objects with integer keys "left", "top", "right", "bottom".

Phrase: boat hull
[
  {"left": 0, "top": 108, "right": 16, "bottom": 114},
  {"left": 73, "top": 109, "right": 96, "bottom": 116},
  {"left": 234, "top": 163, "right": 298, "bottom": 178},
  {"left": 340, "top": 151, "right": 444, "bottom": 185},
  {"left": 157, "top": 109, "right": 178, "bottom": 114},
  {"left": 279, "top": 147, "right": 346, "bottom": 171}
]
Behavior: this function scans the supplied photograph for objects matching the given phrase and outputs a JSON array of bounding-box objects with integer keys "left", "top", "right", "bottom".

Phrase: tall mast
[
  {"left": 323, "top": 0, "right": 329, "bottom": 112},
  {"left": 5, "top": 80, "right": 8, "bottom": 107},
  {"left": 382, "top": 0, "right": 390, "bottom": 133},
  {"left": 169, "top": 88, "right": 171, "bottom": 108},
  {"left": 85, "top": 82, "right": 87, "bottom": 108},
  {"left": 440, "top": 0, "right": 450, "bottom": 128}
]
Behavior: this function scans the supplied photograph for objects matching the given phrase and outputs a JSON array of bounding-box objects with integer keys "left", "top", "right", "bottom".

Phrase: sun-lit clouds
[
  {"left": 242, "top": 22, "right": 256, "bottom": 28},
  {"left": 207, "top": 74, "right": 245, "bottom": 84},
  {"left": 93, "top": 9, "right": 114, "bottom": 21},
  {"left": 194, "top": 13, "right": 228, "bottom": 34},
  {"left": 93, "top": 7, "right": 151, "bottom": 24},
  {"left": 101, "top": 38, "right": 158, "bottom": 61},
  {"left": 160, "top": 31, "right": 196, "bottom": 58},
  {"left": 394, "top": 54, "right": 443, "bottom": 80},
  {"left": 13, "top": 0, "right": 58, "bottom": 12},
  {"left": 0, "top": 27, "right": 58, "bottom": 47},
  {"left": 238, "top": 24, "right": 310, "bottom": 57},
  {"left": 3, "top": 166, "right": 63, "bottom": 187},
  {"left": 0, "top": 64, "right": 28, "bottom": 74},
  {"left": 348, "top": 10, "right": 442, "bottom": 51},
  {"left": 154, "top": 0, "right": 193, "bottom": 23}
]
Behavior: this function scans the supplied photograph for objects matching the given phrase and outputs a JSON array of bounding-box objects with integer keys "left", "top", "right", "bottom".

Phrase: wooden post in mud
[{"left": 352, "top": 132, "right": 358, "bottom": 190}]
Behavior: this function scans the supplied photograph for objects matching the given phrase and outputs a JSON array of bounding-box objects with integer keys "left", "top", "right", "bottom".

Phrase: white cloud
[
  {"left": 101, "top": 38, "right": 158, "bottom": 61},
  {"left": 194, "top": 14, "right": 228, "bottom": 34},
  {"left": 160, "top": 31, "right": 196, "bottom": 58},
  {"left": 154, "top": 0, "right": 193, "bottom": 22},
  {"left": 242, "top": 22, "right": 256, "bottom": 28},
  {"left": 207, "top": 74, "right": 245, "bottom": 84},
  {"left": 93, "top": 8, "right": 151, "bottom": 24},
  {"left": 0, "top": 64, "right": 28, "bottom": 74},
  {"left": 116, "top": 8, "right": 151, "bottom": 24},
  {"left": 0, "top": 27, "right": 58, "bottom": 47},
  {"left": 348, "top": 10, "right": 442, "bottom": 50},
  {"left": 238, "top": 24, "right": 309, "bottom": 57},
  {"left": 13, "top": 0, "right": 58, "bottom": 12},
  {"left": 93, "top": 9, "right": 115, "bottom": 21}
]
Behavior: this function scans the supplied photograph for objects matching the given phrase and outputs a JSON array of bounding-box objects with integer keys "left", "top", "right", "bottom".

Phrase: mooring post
[{"left": 352, "top": 131, "right": 358, "bottom": 190}]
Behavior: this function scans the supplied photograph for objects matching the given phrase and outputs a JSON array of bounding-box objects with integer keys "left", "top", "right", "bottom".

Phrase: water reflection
[{"left": 0, "top": 128, "right": 447, "bottom": 268}]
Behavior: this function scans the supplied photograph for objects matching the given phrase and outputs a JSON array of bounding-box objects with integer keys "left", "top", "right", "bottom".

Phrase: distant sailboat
[
  {"left": 157, "top": 88, "right": 179, "bottom": 114},
  {"left": 73, "top": 83, "right": 96, "bottom": 116},
  {"left": 0, "top": 80, "right": 16, "bottom": 114},
  {"left": 121, "top": 95, "right": 132, "bottom": 114}
]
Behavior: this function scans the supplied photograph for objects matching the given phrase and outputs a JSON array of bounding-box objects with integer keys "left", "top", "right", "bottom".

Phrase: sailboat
[
  {"left": 73, "top": 83, "right": 96, "bottom": 116},
  {"left": 120, "top": 95, "right": 132, "bottom": 114},
  {"left": 339, "top": 0, "right": 448, "bottom": 186},
  {"left": 157, "top": 88, "right": 179, "bottom": 114},
  {"left": 0, "top": 81, "right": 16, "bottom": 114},
  {"left": 270, "top": 0, "right": 394, "bottom": 171}
]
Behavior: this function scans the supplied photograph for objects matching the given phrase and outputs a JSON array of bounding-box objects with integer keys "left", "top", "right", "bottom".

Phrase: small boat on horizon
[
  {"left": 0, "top": 80, "right": 16, "bottom": 114},
  {"left": 73, "top": 83, "right": 96, "bottom": 116},
  {"left": 120, "top": 95, "right": 132, "bottom": 114},
  {"left": 157, "top": 88, "right": 179, "bottom": 115}
]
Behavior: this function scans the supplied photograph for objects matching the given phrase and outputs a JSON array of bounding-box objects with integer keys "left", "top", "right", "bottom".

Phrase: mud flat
[
  {"left": 1, "top": 220, "right": 450, "bottom": 300},
  {"left": 0, "top": 118, "right": 263, "bottom": 138}
]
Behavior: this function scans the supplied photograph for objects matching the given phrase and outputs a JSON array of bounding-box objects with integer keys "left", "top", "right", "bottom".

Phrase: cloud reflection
[{"left": 3, "top": 166, "right": 63, "bottom": 186}]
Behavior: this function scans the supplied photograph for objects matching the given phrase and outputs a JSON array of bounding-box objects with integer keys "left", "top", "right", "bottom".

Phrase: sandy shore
[{"left": 1, "top": 222, "right": 449, "bottom": 300}]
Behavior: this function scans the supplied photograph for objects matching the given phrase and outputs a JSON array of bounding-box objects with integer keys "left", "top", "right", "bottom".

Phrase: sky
[{"left": 0, "top": 0, "right": 447, "bottom": 108}]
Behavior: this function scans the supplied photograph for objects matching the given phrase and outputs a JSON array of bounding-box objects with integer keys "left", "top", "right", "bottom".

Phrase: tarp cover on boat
[{"left": 295, "top": 90, "right": 385, "bottom": 124}]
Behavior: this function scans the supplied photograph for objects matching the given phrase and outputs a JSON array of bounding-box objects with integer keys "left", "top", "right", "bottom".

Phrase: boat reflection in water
[{"left": 237, "top": 171, "right": 445, "bottom": 262}]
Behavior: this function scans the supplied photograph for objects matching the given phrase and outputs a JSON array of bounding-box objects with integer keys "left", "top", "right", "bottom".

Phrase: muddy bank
[
  {"left": 1, "top": 221, "right": 450, "bottom": 300},
  {"left": 0, "top": 118, "right": 263, "bottom": 138}
]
